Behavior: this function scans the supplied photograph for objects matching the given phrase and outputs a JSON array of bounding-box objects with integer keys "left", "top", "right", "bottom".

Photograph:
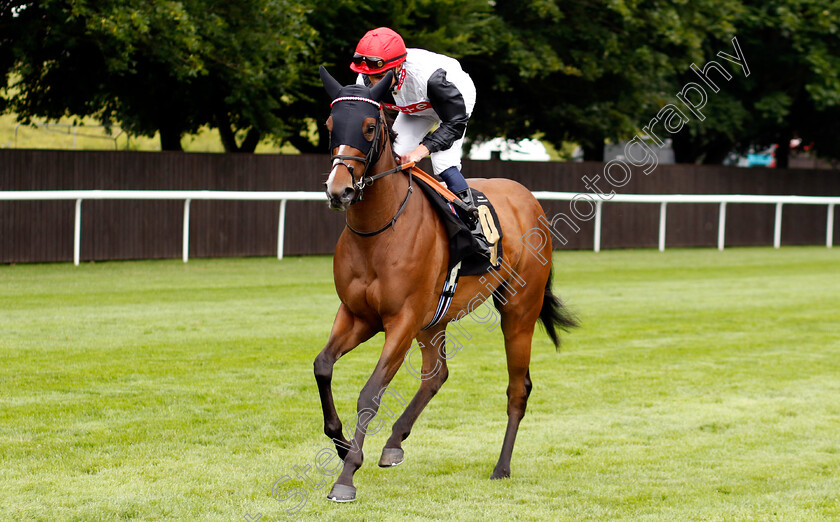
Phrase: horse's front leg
[
  {"left": 314, "top": 304, "right": 376, "bottom": 459},
  {"left": 327, "top": 318, "right": 419, "bottom": 502},
  {"left": 378, "top": 323, "right": 449, "bottom": 467}
]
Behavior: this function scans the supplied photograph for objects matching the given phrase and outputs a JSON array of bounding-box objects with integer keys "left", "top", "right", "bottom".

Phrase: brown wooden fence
[{"left": 1, "top": 149, "right": 838, "bottom": 263}]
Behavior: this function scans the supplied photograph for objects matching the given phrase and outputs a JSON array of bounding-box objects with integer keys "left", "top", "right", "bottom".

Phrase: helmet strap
[{"left": 396, "top": 66, "right": 407, "bottom": 91}]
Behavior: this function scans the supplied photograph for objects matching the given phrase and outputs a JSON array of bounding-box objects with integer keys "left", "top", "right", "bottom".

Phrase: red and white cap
[{"left": 350, "top": 27, "right": 407, "bottom": 75}]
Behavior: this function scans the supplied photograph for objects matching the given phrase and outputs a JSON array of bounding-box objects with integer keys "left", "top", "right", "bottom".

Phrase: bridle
[
  {"left": 329, "top": 96, "right": 414, "bottom": 237},
  {"left": 329, "top": 110, "right": 385, "bottom": 199},
  {"left": 329, "top": 95, "right": 406, "bottom": 199}
]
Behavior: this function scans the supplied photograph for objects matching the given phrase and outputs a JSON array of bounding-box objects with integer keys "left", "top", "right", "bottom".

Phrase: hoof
[
  {"left": 327, "top": 483, "right": 356, "bottom": 503},
  {"left": 490, "top": 469, "right": 510, "bottom": 480},
  {"left": 378, "top": 447, "right": 404, "bottom": 467}
]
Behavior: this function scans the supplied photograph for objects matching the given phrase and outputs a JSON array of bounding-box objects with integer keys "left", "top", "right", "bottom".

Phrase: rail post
[
  {"left": 593, "top": 200, "right": 603, "bottom": 253},
  {"left": 658, "top": 202, "right": 667, "bottom": 252},
  {"left": 74, "top": 198, "right": 82, "bottom": 266},
  {"left": 182, "top": 199, "right": 191, "bottom": 263},
  {"left": 277, "top": 199, "right": 288, "bottom": 260}
]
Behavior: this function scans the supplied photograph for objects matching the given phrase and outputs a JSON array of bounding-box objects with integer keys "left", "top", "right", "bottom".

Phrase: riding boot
[
  {"left": 455, "top": 188, "right": 493, "bottom": 260},
  {"left": 455, "top": 188, "right": 479, "bottom": 226},
  {"left": 439, "top": 167, "right": 474, "bottom": 217},
  {"left": 440, "top": 167, "right": 492, "bottom": 260}
]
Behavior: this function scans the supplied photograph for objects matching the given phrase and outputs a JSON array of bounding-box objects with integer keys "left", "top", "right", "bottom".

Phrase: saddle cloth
[
  {"left": 410, "top": 168, "right": 503, "bottom": 330},
  {"left": 410, "top": 168, "right": 503, "bottom": 276}
]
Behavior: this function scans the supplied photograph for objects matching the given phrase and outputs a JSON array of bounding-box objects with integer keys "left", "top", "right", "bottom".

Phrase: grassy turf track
[{"left": 1, "top": 247, "right": 838, "bottom": 521}]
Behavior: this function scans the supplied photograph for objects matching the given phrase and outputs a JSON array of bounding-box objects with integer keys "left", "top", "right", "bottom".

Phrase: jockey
[{"left": 350, "top": 27, "right": 479, "bottom": 217}]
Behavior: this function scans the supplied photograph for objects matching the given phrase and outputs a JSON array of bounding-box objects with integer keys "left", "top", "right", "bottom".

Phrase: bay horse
[{"left": 315, "top": 66, "right": 577, "bottom": 502}]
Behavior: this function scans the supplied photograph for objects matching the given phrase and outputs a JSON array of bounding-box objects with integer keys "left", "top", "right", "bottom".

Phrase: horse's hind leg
[
  {"left": 314, "top": 304, "right": 376, "bottom": 459},
  {"left": 491, "top": 288, "right": 542, "bottom": 479},
  {"left": 379, "top": 324, "right": 449, "bottom": 467}
]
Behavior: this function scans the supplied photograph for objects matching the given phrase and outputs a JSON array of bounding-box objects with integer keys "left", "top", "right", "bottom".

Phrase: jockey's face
[{"left": 368, "top": 65, "right": 400, "bottom": 87}]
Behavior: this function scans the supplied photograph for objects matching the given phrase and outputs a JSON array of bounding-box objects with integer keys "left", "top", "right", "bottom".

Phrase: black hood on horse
[{"left": 320, "top": 66, "right": 393, "bottom": 154}]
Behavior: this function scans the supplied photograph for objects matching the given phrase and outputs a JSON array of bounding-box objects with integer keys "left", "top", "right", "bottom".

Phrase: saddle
[
  {"left": 409, "top": 166, "right": 503, "bottom": 275},
  {"left": 407, "top": 166, "right": 504, "bottom": 330}
]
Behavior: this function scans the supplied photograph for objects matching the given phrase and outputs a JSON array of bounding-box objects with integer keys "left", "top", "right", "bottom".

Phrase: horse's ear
[
  {"left": 320, "top": 66, "right": 342, "bottom": 100},
  {"left": 370, "top": 70, "right": 394, "bottom": 102}
]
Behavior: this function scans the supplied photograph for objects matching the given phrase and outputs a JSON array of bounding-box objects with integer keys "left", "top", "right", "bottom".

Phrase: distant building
[
  {"left": 604, "top": 138, "right": 675, "bottom": 164},
  {"left": 469, "top": 138, "right": 550, "bottom": 161}
]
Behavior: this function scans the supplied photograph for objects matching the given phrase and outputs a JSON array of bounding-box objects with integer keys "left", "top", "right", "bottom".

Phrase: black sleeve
[{"left": 421, "top": 68, "right": 469, "bottom": 153}]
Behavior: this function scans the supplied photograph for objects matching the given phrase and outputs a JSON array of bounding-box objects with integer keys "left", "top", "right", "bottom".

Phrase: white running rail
[
  {"left": 2, "top": 190, "right": 837, "bottom": 265},
  {"left": 531, "top": 192, "right": 839, "bottom": 254}
]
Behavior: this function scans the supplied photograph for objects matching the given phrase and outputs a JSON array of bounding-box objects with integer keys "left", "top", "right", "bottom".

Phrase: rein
[{"left": 345, "top": 170, "right": 413, "bottom": 237}]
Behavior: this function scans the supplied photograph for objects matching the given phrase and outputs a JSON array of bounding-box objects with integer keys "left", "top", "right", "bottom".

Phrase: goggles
[{"left": 352, "top": 53, "right": 406, "bottom": 71}]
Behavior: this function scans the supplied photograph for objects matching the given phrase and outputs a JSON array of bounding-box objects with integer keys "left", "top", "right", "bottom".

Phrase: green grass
[{"left": 1, "top": 247, "right": 838, "bottom": 520}]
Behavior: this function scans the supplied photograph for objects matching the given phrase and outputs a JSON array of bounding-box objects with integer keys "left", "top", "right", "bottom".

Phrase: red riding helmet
[{"left": 350, "top": 27, "right": 407, "bottom": 75}]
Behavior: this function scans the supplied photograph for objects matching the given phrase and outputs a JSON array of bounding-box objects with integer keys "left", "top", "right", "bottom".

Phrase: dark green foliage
[
  {"left": 1, "top": 0, "right": 317, "bottom": 151},
  {"left": 2, "top": 0, "right": 839, "bottom": 162}
]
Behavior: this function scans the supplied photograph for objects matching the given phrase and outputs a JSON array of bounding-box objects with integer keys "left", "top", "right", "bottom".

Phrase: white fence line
[
  {"left": 2, "top": 190, "right": 838, "bottom": 265},
  {"left": 530, "top": 192, "right": 839, "bottom": 253}
]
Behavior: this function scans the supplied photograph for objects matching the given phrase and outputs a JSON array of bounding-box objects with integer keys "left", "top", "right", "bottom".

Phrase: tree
[
  {"left": 1, "top": 0, "right": 318, "bottom": 151},
  {"left": 296, "top": 0, "right": 695, "bottom": 160},
  {"left": 459, "top": 0, "right": 747, "bottom": 161},
  {"left": 6, "top": 0, "right": 838, "bottom": 164},
  {"left": 670, "top": 0, "right": 840, "bottom": 166}
]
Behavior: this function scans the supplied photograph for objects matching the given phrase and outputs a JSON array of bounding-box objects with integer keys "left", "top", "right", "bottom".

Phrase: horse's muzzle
[{"left": 326, "top": 186, "right": 356, "bottom": 211}]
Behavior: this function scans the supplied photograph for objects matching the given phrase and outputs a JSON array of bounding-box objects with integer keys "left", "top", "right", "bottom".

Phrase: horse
[{"left": 314, "top": 66, "right": 577, "bottom": 502}]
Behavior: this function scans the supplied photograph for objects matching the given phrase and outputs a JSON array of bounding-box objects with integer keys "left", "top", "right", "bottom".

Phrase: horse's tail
[{"left": 539, "top": 266, "right": 578, "bottom": 350}]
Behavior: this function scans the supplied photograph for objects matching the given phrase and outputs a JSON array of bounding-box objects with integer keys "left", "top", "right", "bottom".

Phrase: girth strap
[{"left": 422, "top": 261, "right": 462, "bottom": 330}]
